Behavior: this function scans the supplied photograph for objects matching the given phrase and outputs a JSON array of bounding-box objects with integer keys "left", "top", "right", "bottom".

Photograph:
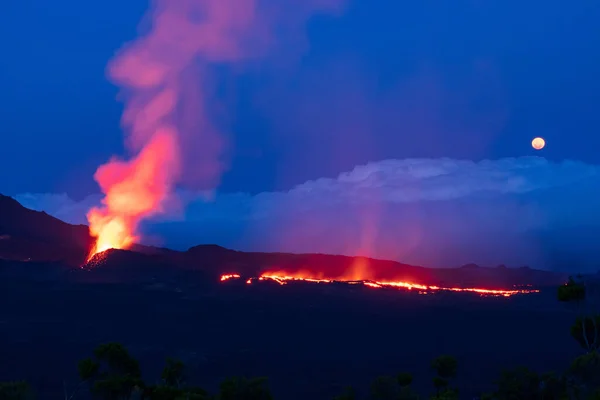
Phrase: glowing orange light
[
  {"left": 220, "top": 274, "right": 241, "bottom": 281},
  {"left": 86, "top": 131, "right": 179, "bottom": 262},
  {"left": 86, "top": 213, "right": 136, "bottom": 261},
  {"left": 219, "top": 272, "right": 539, "bottom": 298},
  {"left": 531, "top": 137, "right": 545, "bottom": 150}
]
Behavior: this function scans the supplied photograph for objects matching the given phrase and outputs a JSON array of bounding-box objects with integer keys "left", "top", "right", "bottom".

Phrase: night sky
[{"left": 2, "top": 0, "right": 600, "bottom": 270}]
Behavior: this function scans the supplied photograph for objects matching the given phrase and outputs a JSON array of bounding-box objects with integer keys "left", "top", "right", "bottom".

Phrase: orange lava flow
[
  {"left": 220, "top": 272, "right": 539, "bottom": 297},
  {"left": 220, "top": 274, "right": 241, "bottom": 281}
]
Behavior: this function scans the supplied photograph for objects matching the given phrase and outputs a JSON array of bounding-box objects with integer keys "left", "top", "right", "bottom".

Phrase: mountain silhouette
[
  {"left": 0, "top": 194, "right": 567, "bottom": 288},
  {"left": 0, "top": 194, "right": 93, "bottom": 264}
]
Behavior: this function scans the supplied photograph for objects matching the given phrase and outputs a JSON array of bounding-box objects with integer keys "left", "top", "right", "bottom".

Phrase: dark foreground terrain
[
  {"left": 0, "top": 271, "right": 580, "bottom": 399},
  {"left": 0, "top": 194, "right": 585, "bottom": 398}
]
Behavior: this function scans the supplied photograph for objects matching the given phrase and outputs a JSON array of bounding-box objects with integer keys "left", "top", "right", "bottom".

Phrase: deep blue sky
[
  {"left": 2, "top": 0, "right": 599, "bottom": 198},
  {"left": 3, "top": 0, "right": 600, "bottom": 269}
]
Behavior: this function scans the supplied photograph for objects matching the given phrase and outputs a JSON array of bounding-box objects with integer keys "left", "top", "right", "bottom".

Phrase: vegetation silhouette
[{"left": 2, "top": 279, "right": 600, "bottom": 399}]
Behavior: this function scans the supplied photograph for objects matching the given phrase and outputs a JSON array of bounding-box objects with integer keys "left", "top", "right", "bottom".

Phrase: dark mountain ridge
[
  {"left": 0, "top": 194, "right": 568, "bottom": 288},
  {"left": 0, "top": 194, "right": 93, "bottom": 264}
]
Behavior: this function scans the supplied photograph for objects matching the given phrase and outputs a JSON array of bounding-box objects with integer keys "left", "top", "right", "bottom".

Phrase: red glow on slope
[{"left": 220, "top": 271, "right": 539, "bottom": 297}]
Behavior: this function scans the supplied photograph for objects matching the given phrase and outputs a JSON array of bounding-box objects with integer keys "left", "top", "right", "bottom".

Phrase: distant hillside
[
  {"left": 183, "top": 244, "right": 566, "bottom": 288},
  {"left": 0, "top": 194, "right": 93, "bottom": 265},
  {"left": 0, "top": 194, "right": 568, "bottom": 288}
]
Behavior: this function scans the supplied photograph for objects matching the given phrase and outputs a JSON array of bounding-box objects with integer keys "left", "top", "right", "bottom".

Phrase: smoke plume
[{"left": 86, "top": 0, "right": 345, "bottom": 257}]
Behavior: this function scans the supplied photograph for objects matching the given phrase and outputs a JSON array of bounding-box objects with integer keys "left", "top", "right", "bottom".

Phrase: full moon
[{"left": 531, "top": 137, "right": 545, "bottom": 150}]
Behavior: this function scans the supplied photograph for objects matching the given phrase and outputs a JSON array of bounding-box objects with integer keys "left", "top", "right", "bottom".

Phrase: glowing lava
[
  {"left": 220, "top": 274, "right": 241, "bottom": 281},
  {"left": 87, "top": 215, "right": 135, "bottom": 260},
  {"left": 221, "top": 272, "right": 539, "bottom": 297},
  {"left": 86, "top": 130, "right": 180, "bottom": 261}
]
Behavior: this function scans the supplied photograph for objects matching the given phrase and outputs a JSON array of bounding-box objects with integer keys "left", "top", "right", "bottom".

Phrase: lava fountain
[
  {"left": 85, "top": 0, "right": 346, "bottom": 260},
  {"left": 86, "top": 130, "right": 179, "bottom": 260}
]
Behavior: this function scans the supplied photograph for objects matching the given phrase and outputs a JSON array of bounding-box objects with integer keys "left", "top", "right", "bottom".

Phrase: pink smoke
[{"left": 86, "top": 0, "right": 346, "bottom": 256}]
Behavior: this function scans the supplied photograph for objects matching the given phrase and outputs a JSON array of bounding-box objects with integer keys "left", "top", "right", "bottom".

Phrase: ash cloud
[{"left": 18, "top": 157, "right": 600, "bottom": 272}]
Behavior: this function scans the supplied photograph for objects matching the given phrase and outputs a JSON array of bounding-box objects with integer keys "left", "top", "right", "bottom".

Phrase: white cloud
[
  {"left": 14, "top": 157, "right": 600, "bottom": 271},
  {"left": 281, "top": 157, "right": 598, "bottom": 204}
]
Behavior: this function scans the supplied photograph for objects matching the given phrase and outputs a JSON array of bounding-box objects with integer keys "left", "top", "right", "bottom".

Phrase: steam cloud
[
  {"left": 87, "top": 0, "right": 346, "bottom": 252},
  {"left": 16, "top": 156, "right": 600, "bottom": 270}
]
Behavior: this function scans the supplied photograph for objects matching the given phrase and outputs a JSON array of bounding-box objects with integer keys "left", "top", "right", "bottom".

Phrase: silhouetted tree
[
  {"left": 160, "top": 358, "right": 185, "bottom": 388},
  {"left": 143, "top": 385, "right": 208, "bottom": 400},
  {"left": 0, "top": 381, "right": 33, "bottom": 400},
  {"left": 397, "top": 373, "right": 419, "bottom": 400},
  {"left": 61, "top": 357, "right": 102, "bottom": 400},
  {"left": 396, "top": 373, "right": 412, "bottom": 388},
  {"left": 332, "top": 386, "right": 356, "bottom": 400},
  {"left": 143, "top": 357, "right": 208, "bottom": 400},
  {"left": 484, "top": 366, "right": 567, "bottom": 400},
  {"left": 570, "top": 316, "right": 600, "bottom": 353},
  {"left": 370, "top": 376, "right": 399, "bottom": 400},
  {"left": 494, "top": 366, "right": 539, "bottom": 400},
  {"left": 558, "top": 276, "right": 599, "bottom": 352},
  {"left": 77, "top": 342, "right": 144, "bottom": 399},
  {"left": 565, "top": 351, "right": 600, "bottom": 399},
  {"left": 217, "top": 377, "right": 273, "bottom": 400},
  {"left": 430, "top": 356, "right": 458, "bottom": 400},
  {"left": 556, "top": 277, "right": 600, "bottom": 398},
  {"left": 557, "top": 276, "right": 586, "bottom": 303},
  {"left": 368, "top": 372, "right": 420, "bottom": 400}
]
